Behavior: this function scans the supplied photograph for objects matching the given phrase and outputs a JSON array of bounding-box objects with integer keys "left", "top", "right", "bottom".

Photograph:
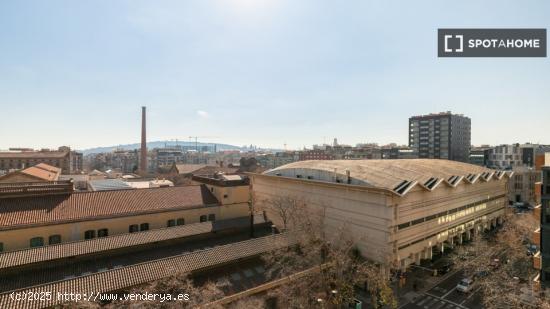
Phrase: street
[{"left": 400, "top": 271, "right": 483, "bottom": 309}]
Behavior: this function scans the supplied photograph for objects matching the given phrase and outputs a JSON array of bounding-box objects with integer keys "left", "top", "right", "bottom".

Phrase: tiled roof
[
  {"left": 174, "top": 164, "right": 208, "bottom": 174},
  {"left": 33, "top": 163, "right": 61, "bottom": 174},
  {"left": 0, "top": 234, "right": 293, "bottom": 309},
  {"left": 265, "top": 159, "right": 512, "bottom": 196},
  {"left": 0, "top": 214, "right": 267, "bottom": 270},
  {"left": 20, "top": 164, "right": 61, "bottom": 181},
  {"left": 175, "top": 164, "right": 239, "bottom": 176},
  {"left": 0, "top": 185, "right": 219, "bottom": 230}
]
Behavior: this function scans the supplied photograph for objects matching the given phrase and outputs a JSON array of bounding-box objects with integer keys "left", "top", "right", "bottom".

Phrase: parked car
[
  {"left": 456, "top": 278, "right": 476, "bottom": 293},
  {"left": 474, "top": 270, "right": 489, "bottom": 279},
  {"left": 433, "top": 259, "right": 454, "bottom": 275}
]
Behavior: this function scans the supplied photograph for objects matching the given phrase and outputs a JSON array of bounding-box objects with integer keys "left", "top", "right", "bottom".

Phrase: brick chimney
[{"left": 140, "top": 106, "right": 147, "bottom": 175}]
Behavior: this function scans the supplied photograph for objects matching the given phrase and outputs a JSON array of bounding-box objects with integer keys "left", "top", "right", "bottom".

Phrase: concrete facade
[{"left": 251, "top": 159, "right": 509, "bottom": 270}]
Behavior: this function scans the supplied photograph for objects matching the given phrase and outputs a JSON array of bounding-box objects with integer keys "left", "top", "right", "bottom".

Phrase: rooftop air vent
[
  {"left": 447, "top": 175, "right": 461, "bottom": 186},
  {"left": 394, "top": 180, "right": 413, "bottom": 195},
  {"left": 424, "top": 177, "right": 439, "bottom": 190}
]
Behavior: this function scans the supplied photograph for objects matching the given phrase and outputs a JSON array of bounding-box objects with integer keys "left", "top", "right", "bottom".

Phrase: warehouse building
[
  {"left": 0, "top": 175, "right": 251, "bottom": 252},
  {"left": 250, "top": 159, "right": 511, "bottom": 270}
]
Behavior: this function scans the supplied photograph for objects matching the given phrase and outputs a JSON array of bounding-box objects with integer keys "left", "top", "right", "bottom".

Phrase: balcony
[
  {"left": 533, "top": 204, "right": 541, "bottom": 221},
  {"left": 533, "top": 228, "right": 541, "bottom": 247},
  {"left": 533, "top": 251, "right": 541, "bottom": 270}
]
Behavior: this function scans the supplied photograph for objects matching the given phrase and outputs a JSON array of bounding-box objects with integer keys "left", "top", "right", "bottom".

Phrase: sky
[{"left": 0, "top": 0, "right": 549, "bottom": 151}]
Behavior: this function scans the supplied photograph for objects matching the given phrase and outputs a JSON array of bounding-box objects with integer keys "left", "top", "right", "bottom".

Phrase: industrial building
[
  {"left": 251, "top": 159, "right": 510, "bottom": 270},
  {"left": 0, "top": 174, "right": 251, "bottom": 252}
]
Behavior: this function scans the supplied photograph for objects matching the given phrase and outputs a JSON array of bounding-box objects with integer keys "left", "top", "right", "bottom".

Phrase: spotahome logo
[{"left": 438, "top": 29, "right": 546, "bottom": 57}]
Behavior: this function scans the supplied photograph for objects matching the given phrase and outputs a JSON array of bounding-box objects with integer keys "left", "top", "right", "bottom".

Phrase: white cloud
[{"left": 196, "top": 110, "right": 210, "bottom": 118}]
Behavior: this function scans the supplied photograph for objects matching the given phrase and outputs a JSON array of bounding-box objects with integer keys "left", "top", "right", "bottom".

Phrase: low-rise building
[
  {"left": 487, "top": 144, "right": 525, "bottom": 170},
  {"left": 0, "top": 176, "right": 251, "bottom": 252},
  {"left": 508, "top": 166, "right": 537, "bottom": 205}
]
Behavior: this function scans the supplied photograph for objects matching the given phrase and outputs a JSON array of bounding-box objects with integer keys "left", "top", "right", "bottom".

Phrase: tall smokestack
[{"left": 140, "top": 106, "right": 147, "bottom": 175}]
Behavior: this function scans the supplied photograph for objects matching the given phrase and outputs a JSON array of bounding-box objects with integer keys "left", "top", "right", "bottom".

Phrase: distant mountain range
[{"left": 81, "top": 141, "right": 244, "bottom": 155}]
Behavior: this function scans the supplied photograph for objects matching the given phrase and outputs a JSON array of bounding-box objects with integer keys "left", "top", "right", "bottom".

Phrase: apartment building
[
  {"left": 534, "top": 167, "right": 550, "bottom": 286},
  {"left": 409, "top": 112, "right": 471, "bottom": 162}
]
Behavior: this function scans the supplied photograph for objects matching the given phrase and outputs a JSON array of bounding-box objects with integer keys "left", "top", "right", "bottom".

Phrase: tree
[
  {"left": 258, "top": 195, "right": 397, "bottom": 308},
  {"left": 450, "top": 212, "right": 544, "bottom": 309}
]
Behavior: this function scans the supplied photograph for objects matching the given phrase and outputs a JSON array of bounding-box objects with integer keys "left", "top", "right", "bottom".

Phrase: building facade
[
  {"left": 0, "top": 147, "right": 81, "bottom": 174},
  {"left": 487, "top": 144, "right": 523, "bottom": 170},
  {"left": 0, "top": 177, "right": 250, "bottom": 252},
  {"left": 409, "top": 112, "right": 471, "bottom": 162},
  {"left": 535, "top": 166, "right": 550, "bottom": 285},
  {"left": 508, "top": 166, "right": 537, "bottom": 205},
  {"left": 251, "top": 159, "right": 510, "bottom": 270}
]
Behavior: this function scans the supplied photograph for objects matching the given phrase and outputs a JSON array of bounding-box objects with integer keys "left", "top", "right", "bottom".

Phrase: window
[
  {"left": 0, "top": 242, "right": 3, "bottom": 252},
  {"left": 84, "top": 230, "right": 96, "bottom": 239},
  {"left": 397, "top": 222, "right": 411, "bottom": 230},
  {"left": 167, "top": 219, "right": 176, "bottom": 227},
  {"left": 48, "top": 235, "right": 61, "bottom": 245},
  {"left": 98, "top": 229, "right": 109, "bottom": 237},
  {"left": 140, "top": 223, "right": 149, "bottom": 231},
  {"left": 30, "top": 237, "right": 44, "bottom": 248},
  {"left": 176, "top": 218, "right": 185, "bottom": 226},
  {"left": 129, "top": 224, "right": 139, "bottom": 233},
  {"left": 208, "top": 214, "right": 216, "bottom": 222},
  {"left": 200, "top": 215, "right": 207, "bottom": 222}
]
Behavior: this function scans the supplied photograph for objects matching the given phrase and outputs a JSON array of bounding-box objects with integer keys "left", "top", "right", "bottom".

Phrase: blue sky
[{"left": 0, "top": 0, "right": 549, "bottom": 150}]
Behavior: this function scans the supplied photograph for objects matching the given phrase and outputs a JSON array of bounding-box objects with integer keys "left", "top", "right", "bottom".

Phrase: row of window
[
  {"left": 397, "top": 206, "right": 503, "bottom": 251},
  {"left": 397, "top": 194, "right": 506, "bottom": 230},
  {"left": 129, "top": 223, "right": 149, "bottom": 233},
  {"left": 29, "top": 234, "right": 63, "bottom": 247},
  {"left": 1, "top": 214, "right": 219, "bottom": 252},
  {"left": 29, "top": 228, "right": 111, "bottom": 248},
  {"left": 84, "top": 228, "right": 109, "bottom": 239}
]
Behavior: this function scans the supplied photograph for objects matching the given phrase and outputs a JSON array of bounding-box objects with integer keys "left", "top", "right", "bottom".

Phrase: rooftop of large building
[
  {"left": 0, "top": 233, "right": 290, "bottom": 309},
  {"left": 409, "top": 111, "right": 468, "bottom": 118},
  {"left": 264, "top": 159, "right": 511, "bottom": 196},
  {"left": 172, "top": 164, "right": 239, "bottom": 176},
  {"left": 0, "top": 149, "right": 69, "bottom": 159},
  {"left": 0, "top": 185, "right": 218, "bottom": 230}
]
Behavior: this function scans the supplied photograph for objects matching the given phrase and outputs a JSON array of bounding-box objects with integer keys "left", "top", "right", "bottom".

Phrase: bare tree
[
  {"left": 258, "top": 195, "right": 397, "bottom": 308},
  {"left": 450, "top": 212, "right": 543, "bottom": 309}
]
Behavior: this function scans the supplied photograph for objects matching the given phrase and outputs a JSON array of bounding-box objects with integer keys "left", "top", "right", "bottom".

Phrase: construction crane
[{"left": 188, "top": 136, "right": 219, "bottom": 153}]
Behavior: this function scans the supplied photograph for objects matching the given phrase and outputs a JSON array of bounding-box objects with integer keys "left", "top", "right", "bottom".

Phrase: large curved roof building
[
  {"left": 265, "top": 159, "right": 507, "bottom": 196},
  {"left": 251, "top": 159, "right": 511, "bottom": 270}
]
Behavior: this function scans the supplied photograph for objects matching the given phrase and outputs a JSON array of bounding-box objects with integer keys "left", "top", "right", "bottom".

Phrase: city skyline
[{"left": 1, "top": 0, "right": 549, "bottom": 150}]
